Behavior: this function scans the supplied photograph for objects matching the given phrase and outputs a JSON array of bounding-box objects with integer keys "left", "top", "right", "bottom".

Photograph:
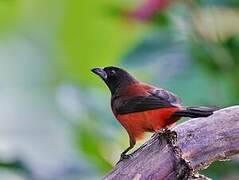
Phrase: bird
[{"left": 91, "top": 66, "right": 218, "bottom": 160}]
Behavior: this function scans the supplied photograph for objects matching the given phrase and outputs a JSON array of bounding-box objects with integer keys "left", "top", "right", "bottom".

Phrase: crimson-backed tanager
[{"left": 91, "top": 66, "right": 218, "bottom": 160}]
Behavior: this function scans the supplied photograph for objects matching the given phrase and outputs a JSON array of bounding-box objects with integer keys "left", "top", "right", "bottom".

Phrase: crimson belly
[{"left": 116, "top": 107, "right": 181, "bottom": 140}]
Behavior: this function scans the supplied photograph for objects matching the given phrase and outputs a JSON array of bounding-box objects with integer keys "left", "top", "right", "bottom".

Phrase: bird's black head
[{"left": 91, "top": 66, "right": 137, "bottom": 94}]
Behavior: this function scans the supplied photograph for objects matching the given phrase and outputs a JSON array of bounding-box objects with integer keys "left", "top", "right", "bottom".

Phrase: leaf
[{"left": 0, "top": 0, "right": 17, "bottom": 34}]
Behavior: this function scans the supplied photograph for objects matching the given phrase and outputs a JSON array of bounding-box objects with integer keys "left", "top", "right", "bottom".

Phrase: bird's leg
[
  {"left": 116, "top": 137, "right": 135, "bottom": 164},
  {"left": 120, "top": 138, "right": 135, "bottom": 159},
  {"left": 120, "top": 146, "right": 132, "bottom": 160}
]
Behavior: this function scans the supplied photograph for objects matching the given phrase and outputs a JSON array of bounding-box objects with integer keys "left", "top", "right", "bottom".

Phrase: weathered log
[{"left": 103, "top": 106, "right": 239, "bottom": 180}]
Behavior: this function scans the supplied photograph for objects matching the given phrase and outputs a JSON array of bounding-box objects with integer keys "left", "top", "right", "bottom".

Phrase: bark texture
[{"left": 103, "top": 106, "right": 239, "bottom": 180}]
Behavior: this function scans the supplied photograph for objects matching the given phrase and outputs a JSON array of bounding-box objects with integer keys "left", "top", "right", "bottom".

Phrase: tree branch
[{"left": 103, "top": 106, "right": 239, "bottom": 180}]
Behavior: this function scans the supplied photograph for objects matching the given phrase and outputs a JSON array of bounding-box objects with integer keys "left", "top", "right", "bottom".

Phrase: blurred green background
[{"left": 0, "top": 0, "right": 238, "bottom": 179}]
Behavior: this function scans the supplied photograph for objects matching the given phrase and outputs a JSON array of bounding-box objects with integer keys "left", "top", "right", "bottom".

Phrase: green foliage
[
  {"left": 57, "top": 0, "right": 142, "bottom": 84},
  {"left": 197, "top": 0, "right": 239, "bottom": 7},
  {"left": 76, "top": 121, "right": 113, "bottom": 173},
  {"left": 201, "top": 160, "right": 239, "bottom": 179},
  {"left": 0, "top": 0, "right": 17, "bottom": 34}
]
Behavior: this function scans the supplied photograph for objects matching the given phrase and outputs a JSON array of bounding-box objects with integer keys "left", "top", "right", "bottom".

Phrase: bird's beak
[{"left": 91, "top": 68, "right": 107, "bottom": 80}]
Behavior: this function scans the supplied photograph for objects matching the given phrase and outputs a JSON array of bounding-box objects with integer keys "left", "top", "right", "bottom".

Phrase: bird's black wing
[{"left": 114, "top": 88, "right": 181, "bottom": 115}]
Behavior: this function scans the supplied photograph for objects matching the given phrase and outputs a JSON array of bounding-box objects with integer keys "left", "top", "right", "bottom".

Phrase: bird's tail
[{"left": 173, "top": 106, "right": 220, "bottom": 118}]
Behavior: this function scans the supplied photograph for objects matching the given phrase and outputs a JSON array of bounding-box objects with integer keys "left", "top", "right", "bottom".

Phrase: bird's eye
[{"left": 109, "top": 70, "right": 116, "bottom": 76}]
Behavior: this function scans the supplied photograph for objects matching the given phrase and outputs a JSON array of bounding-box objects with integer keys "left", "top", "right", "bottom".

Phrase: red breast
[{"left": 116, "top": 107, "right": 181, "bottom": 140}]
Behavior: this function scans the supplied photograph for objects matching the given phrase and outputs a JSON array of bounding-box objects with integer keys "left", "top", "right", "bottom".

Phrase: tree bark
[{"left": 103, "top": 106, "right": 239, "bottom": 180}]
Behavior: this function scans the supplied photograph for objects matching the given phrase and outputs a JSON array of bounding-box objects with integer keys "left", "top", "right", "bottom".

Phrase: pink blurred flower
[{"left": 128, "top": 0, "right": 173, "bottom": 21}]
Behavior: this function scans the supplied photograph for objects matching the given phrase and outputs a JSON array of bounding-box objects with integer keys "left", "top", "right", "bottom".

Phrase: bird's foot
[
  {"left": 120, "top": 153, "right": 130, "bottom": 160},
  {"left": 116, "top": 153, "right": 131, "bottom": 165}
]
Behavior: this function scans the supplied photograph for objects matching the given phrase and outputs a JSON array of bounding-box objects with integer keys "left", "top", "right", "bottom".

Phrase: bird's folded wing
[{"left": 115, "top": 88, "right": 181, "bottom": 115}]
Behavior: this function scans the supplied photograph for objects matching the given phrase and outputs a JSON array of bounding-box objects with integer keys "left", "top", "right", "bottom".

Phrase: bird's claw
[
  {"left": 121, "top": 153, "right": 130, "bottom": 160},
  {"left": 116, "top": 153, "right": 131, "bottom": 165}
]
